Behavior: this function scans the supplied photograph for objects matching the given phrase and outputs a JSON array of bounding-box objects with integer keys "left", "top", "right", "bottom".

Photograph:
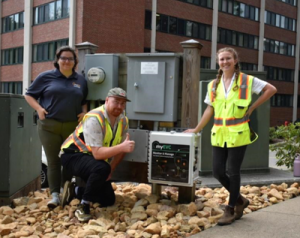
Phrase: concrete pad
[{"left": 191, "top": 197, "right": 300, "bottom": 238}]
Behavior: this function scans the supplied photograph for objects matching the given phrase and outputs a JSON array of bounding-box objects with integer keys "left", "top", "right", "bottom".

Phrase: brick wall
[
  {"left": 0, "top": 64, "right": 23, "bottom": 82},
  {"left": 264, "top": 53, "right": 295, "bottom": 69},
  {"left": 157, "top": 0, "right": 213, "bottom": 25},
  {"left": 1, "top": 30, "right": 24, "bottom": 49},
  {"left": 76, "top": 0, "right": 84, "bottom": 44},
  {"left": 32, "top": 19, "right": 69, "bottom": 44},
  {"left": 265, "top": 0, "right": 297, "bottom": 19},
  {"left": 264, "top": 25, "right": 296, "bottom": 44},
  {"left": 2, "top": 0, "right": 24, "bottom": 16},
  {"left": 238, "top": 0, "right": 260, "bottom": 8},
  {"left": 31, "top": 62, "right": 53, "bottom": 81},
  {"left": 270, "top": 80, "right": 295, "bottom": 94},
  {"left": 270, "top": 107, "right": 294, "bottom": 126},
  {"left": 33, "top": 0, "right": 55, "bottom": 7},
  {"left": 81, "top": 0, "right": 146, "bottom": 53},
  {"left": 218, "top": 12, "right": 259, "bottom": 36}
]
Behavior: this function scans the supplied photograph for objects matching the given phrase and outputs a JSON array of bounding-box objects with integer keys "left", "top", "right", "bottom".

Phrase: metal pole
[
  {"left": 258, "top": 0, "right": 265, "bottom": 71},
  {"left": 69, "top": 0, "right": 76, "bottom": 48},
  {"left": 292, "top": 6, "right": 300, "bottom": 122},
  {"left": 210, "top": 0, "right": 219, "bottom": 69},
  {"left": 150, "top": 0, "right": 157, "bottom": 53},
  {"left": 23, "top": 0, "right": 33, "bottom": 95}
]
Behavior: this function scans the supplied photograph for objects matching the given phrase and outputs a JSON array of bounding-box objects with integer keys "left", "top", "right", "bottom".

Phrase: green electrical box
[
  {"left": 0, "top": 94, "right": 41, "bottom": 200},
  {"left": 198, "top": 69, "right": 269, "bottom": 174}
]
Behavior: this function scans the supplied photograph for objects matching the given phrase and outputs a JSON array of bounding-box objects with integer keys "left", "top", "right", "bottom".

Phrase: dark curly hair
[{"left": 53, "top": 45, "right": 78, "bottom": 72}]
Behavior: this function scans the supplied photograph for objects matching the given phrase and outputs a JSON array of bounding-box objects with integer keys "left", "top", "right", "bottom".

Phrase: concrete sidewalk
[
  {"left": 199, "top": 150, "right": 300, "bottom": 188},
  {"left": 191, "top": 196, "right": 300, "bottom": 238},
  {"left": 190, "top": 150, "right": 300, "bottom": 238}
]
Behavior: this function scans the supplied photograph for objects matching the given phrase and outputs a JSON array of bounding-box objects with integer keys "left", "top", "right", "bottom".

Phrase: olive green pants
[{"left": 38, "top": 118, "right": 78, "bottom": 194}]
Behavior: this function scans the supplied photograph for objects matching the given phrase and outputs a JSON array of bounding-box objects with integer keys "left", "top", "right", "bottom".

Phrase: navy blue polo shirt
[{"left": 26, "top": 69, "right": 88, "bottom": 122}]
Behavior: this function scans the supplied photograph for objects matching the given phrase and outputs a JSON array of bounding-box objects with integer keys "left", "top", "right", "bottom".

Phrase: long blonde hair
[{"left": 213, "top": 47, "right": 241, "bottom": 99}]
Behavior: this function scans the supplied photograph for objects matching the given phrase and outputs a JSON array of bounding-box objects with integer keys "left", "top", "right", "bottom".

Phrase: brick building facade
[{"left": 0, "top": 0, "right": 299, "bottom": 126}]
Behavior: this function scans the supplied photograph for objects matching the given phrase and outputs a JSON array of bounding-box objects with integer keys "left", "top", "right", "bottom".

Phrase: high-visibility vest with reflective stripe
[
  {"left": 61, "top": 105, "right": 128, "bottom": 159},
  {"left": 208, "top": 73, "right": 258, "bottom": 148}
]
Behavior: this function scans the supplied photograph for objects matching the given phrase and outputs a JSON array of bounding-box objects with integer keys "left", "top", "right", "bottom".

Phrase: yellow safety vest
[
  {"left": 208, "top": 73, "right": 258, "bottom": 148},
  {"left": 61, "top": 105, "right": 128, "bottom": 160}
]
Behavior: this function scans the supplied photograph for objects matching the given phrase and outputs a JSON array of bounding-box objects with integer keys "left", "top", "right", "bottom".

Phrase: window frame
[
  {"left": 32, "top": 39, "right": 69, "bottom": 63},
  {"left": 145, "top": 10, "right": 212, "bottom": 41},
  {"left": 1, "top": 47, "right": 23, "bottom": 65},
  {"left": 2, "top": 11, "right": 24, "bottom": 33},
  {"left": 33, "top": 0, "right": 70, "bottom": 25}
]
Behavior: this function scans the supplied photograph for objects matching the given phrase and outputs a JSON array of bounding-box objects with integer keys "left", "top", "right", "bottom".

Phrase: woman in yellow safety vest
[{"left": 184, "top": 47, "right": 277, "bottom": 226}]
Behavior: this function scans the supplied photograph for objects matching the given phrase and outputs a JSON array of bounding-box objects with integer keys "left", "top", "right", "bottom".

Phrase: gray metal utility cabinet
[
  {"left": 0, "top": 94, "right": 41, "bottom": 205},
  {"left": 84, "top": 54, "right": 119, "bottom": 100},
  {"left": 126, "top": 53, "right": 180, "bottom": 122}
]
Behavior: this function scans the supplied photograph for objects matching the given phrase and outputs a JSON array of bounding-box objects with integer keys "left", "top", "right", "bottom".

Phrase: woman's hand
[
  {"left": 245, "top": 106, "right": 254, "bottom": 118},
  {"left": 37, "top": 108, "right": 48, "bottom": 120},
  {"left": 78, "top": 104, "right": 88, "bottom": 122},
  {"left": 77, "top": 112, "right": 86, "bottom": 122},
  {"left": 183, "top": 128, "right": 197, "bottom": 133}
]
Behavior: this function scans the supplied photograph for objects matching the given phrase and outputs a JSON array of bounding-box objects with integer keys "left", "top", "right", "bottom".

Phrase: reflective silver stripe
[
  {"left": 212, "top": 80, "right": 217, "bottom": 92},
  {"left": 72, "top": 130, "right": 89, "bottom": 151},
  {"left": 210, "top": 80, "right": 217, "bottom": 102},
  {"left": 214, "top": 118, "right": 223, "bottom": 126},
  {"left": 122, "top": 117, "right": 127, "bottom": 131},
  {"left": 239, "top": 74, "right": 248, "bottom": 99},
  {"left": 226, "top": 115, "right": 249, "bottom": 126}
]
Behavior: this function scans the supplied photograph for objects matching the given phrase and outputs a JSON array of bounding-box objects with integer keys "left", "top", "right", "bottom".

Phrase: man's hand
[
  {"left": 122, "top": 133, "right": 135, "bottom": 153},
  {"left": 106, "top": 172, "right": 112, "bottom": 181}
]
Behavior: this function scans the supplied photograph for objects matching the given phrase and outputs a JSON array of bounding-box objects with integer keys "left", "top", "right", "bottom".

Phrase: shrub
[
  {"left": 269, "top": 123, "right": 300, "bottom": 169},
  {"left": 269, "top": 127, "right": 279, "bottom": 143}
]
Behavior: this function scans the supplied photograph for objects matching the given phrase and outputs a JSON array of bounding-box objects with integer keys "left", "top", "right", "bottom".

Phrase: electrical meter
[
  {"left": 87, "top": 67, "right": 106, "bottom": 84},
  {"left": 148, "top": 131, "right": 201, "bottom": 187},
  {"left": 84, "top": 54, "right": 118, "bottom": 100}
]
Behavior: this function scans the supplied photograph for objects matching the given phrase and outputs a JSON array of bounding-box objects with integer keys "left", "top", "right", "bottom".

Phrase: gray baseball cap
[{"left": 107, "top": 87, "right": 131, "bottom": 102}]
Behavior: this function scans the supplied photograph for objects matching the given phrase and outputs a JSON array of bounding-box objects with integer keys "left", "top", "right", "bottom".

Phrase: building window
[
  {"left": 271, "top": 94, "right": 293, "bottom": 107},
  {"left": 143, "top": 48, "right": 171, "bottom": 53},
  {"left": 265, "top": 11, "right": 296, "bottom": 31},
  {"left": 240, "top": 63, "right": 257, "bottom": 71},
  {"left": 145, "top": 11, "right": 212, "bottom": 41},
  {"left": 276, "top": 0, "right": 297, "bottom": 6},
  {"left": 32, "top": 39, "right": 69, "bottom": 62},
  {"left": 145, "top": 11, "right": 152, "bottom": 29},
  {"left": 34, "top": 0, "right": 70, "bottom": 25},
  {"left": 177, "top": 0, "right": 213, "bottom": 8},
  {"left": 264, "top": 38, "right": 295, "bottom": 56},
  {"left": 201, "top": 57, "right": 211, "bottom": 69},
  {"left": 0, "top": 82, "right": 22, "bottom": 94},
  {"left": 1, "top": 47, "right": 23, "bottom": 65},
  {"left": 2, "top": 12, "right": 24, "bottom": 33},
  {"left": 219, "top": 0, "right": 259, "bottom": 21},
  {"left": 218, "top": 28, "right": 258, "bottom": 50},
  {"left": 264, "top": 66, "right": 294, "bottom": 82}
]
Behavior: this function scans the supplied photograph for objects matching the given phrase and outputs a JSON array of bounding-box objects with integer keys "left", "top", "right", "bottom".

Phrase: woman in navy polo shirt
[{"left": 25, "top": 46, "right": 88, "bottom": 208}]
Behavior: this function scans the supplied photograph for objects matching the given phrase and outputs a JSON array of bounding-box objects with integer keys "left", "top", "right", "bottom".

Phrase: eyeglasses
[
  {"left": 59, "top": 57, "right": 75, "bottom": 62},
  {"left": 109, "top": 97, "right": 126, "bottom": 107}
]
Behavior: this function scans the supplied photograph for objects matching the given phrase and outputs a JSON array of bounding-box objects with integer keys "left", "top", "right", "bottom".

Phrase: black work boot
[
  {"left": 218, "top": 205, "right": 235, "bottom": 226},
  {"left": 75, "top": 203, "right": 91, "bottom": 222},
  {"left": 235, "top": 195, "right": 249, "bottom": 220}
]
